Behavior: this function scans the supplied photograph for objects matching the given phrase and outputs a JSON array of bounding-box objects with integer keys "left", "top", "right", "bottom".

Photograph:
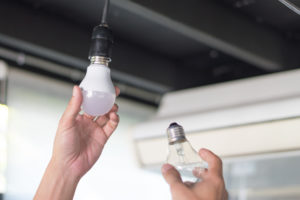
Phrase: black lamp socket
[{"left": 88, "top": 24, "right": 114, "bottom": 59}]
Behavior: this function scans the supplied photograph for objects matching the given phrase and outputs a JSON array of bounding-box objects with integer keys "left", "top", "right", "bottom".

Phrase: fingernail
[
  {"left": 72, "top": 86, "right": 77, "bottom": 97},
  {"left": 162, "top": 164, "right": 173, "bottom": 174}
]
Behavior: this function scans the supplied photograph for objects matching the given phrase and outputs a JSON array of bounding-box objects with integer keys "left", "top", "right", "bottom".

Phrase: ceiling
[{"left": 0, "top": 0, "right": 299, "bottom": 105}]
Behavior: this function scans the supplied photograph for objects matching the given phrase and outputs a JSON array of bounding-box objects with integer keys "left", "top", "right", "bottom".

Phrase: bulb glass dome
[{"left": 79, "top": 63, "right": 115, "bottom": 116}]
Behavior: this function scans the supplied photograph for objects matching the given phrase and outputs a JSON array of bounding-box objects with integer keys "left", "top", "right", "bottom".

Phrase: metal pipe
[
  {"left": 0, "top": 47, "right": 162, "bottom": 105},
  {"left": 278, "top": 0, "right": 300, "bottom": 15}
]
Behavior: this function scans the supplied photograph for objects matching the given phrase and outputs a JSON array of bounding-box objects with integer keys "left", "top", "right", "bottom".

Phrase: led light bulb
[
  {"left": 80, "top": 0, "right": 115, "bottom": 117},
  {"left": 166, "top": 122, "right": 208, "bottom": 181},
  {"left": 79, "top": 57, "right": 115, "bottom": 116}
]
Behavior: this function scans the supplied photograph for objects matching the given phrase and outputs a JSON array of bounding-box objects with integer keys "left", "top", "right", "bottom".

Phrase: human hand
[
  {"left": 162, "top": 149, "right": 228, "bottom": 200},
  {"left": 34, "top": 86, "right": 120, "bottom": 200},
  {"left": 51, "top": 85, "right": 120, "bottom": 178}
]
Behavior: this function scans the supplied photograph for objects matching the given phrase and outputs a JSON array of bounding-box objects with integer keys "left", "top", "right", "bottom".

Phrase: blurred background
[{"left": 0, "top": 0, "right": 300, "bottom": 199}]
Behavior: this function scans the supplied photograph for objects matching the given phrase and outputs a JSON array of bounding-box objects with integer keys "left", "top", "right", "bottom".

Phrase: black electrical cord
[
  {"left": 101, "top": 0, "right": 110, "bottom": 25},
  {"left": 88, "top": 0, "right": 113, "bottom": 59}
]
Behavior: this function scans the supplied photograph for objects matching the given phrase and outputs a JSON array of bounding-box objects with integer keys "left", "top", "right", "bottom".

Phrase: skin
[
  {"left": 161, "top": 149, "right": 228, "bottom": 200},
  {"left": 34, "top": 85, "right": 227, "bottom": 200},
  {"left": 34, "top": 85, "right": 120, "bottom": 200}
]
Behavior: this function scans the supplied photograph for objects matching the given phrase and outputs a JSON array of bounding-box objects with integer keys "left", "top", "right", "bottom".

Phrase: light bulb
[
  {"left": 79, "top": 57, "right": 115, "bottom": 116},
  {"left": 166, "top": 122, "right": 208, "bottom": 181},
  {"left": 81, "top": 0, "right": 114, "bottom": 117}
]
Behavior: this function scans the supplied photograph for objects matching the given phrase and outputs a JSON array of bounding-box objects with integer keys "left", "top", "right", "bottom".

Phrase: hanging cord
[
  {"left": 278, "top": 0, "right": 300, "bottom": 15},
  {"left": 101, "top": 0, "right": 110, "bottom": 24}
]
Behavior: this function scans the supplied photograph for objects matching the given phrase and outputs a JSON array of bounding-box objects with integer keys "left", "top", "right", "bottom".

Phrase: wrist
[
  {"left": 34, "top": 160, "right": 80, "bottom": 200},
  {"left": 48, "top": 158, "right": 81, "bottom": 184}
]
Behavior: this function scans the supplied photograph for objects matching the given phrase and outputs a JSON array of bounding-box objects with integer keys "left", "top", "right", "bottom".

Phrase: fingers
[
  {"left": 183, "top": 181, "right": 195, "bottom": 188},
  {"left": 102, "top": 111, "right": 119, "bottom": 138},
  {"left": 83, "top": 113, "right": 94, "bottom": 120},
  {"left": 60, "top": 86, "right": 83, "bottom": 125},
  {"left": 93, "top": 86, "right": 119, "bottom": 125},
  {"left": 199, "top": 148, "right": 223, "bottom": 176},
  {"left": 192, "top": 167, "right": 207, "bottom": 180},
  {"left": 115, "top": 86, "right": 120, "bottom": 97},
  {"left": 95, "top": 104, "right": 118, "bottom": 127},
  {"left": 109, "top": 103, "right": 119, "bottom": 113},
  {"left": 96, "top": 115, "right": 109, "bottom": 126},
  {"left": 161, "top": 164, "right": 183, "bottom": 186}
]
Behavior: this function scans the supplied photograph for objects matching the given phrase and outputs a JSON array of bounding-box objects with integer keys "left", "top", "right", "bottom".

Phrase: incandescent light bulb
[{"left": 166, "top": 122, "right": 208, "bottom": 181}]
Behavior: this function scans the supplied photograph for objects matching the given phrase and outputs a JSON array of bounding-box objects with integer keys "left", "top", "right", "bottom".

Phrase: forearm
[{"left": 34, "top": 160, "right": 80, "bottom": 200}]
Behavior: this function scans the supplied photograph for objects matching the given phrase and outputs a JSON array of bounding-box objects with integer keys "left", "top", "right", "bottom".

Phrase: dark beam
[
  {"left": 119, "top": 0, "right": 299, "bottom": 71},
  {"left": 0, "top": 62, "right": 7, "bottom": 104},
  {"left": 0, "top": 0, "right": 178, "bottom": 93}
]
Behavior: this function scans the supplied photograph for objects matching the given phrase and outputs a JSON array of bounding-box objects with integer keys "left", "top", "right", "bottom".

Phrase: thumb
[
  {"left": 161, "top": 164, "right": 183, "bottom": 186},
  {"left": 61, "top": 86, "right": 82, "bottom": 124}
]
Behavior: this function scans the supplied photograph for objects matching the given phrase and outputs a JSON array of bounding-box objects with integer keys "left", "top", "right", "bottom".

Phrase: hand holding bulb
[
  {"left": 34, "top": 1, "right": 121, "bottom": 199},
  {"left": 53, "top": 86, "right": 120, "bottom": 178},
  {"left": 162, "top": 149, "right": 228, "bottom": 200},
  {"left": 34, "top": 86, "right": 120, "bottom": 200},
  {"left": 163, "top": 123, "right": 228, "bottom": 200}
]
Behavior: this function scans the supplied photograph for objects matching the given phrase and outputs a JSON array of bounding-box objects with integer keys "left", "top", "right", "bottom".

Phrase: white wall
[{"left": 4, "top": 68, "right": 170, "bottom": 200}]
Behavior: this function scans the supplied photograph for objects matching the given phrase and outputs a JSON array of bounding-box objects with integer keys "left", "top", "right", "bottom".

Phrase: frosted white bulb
[{"left": 79, "top": 63, "right": 115, "bottom": 116}]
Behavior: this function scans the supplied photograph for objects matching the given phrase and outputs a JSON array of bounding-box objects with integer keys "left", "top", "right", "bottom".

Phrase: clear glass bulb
[
  {"left": 79, "top": 59, "right": 115, "bottom": 116},
  {"left": 166, "top": 123, "right": 207, "bottom": 182}
]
